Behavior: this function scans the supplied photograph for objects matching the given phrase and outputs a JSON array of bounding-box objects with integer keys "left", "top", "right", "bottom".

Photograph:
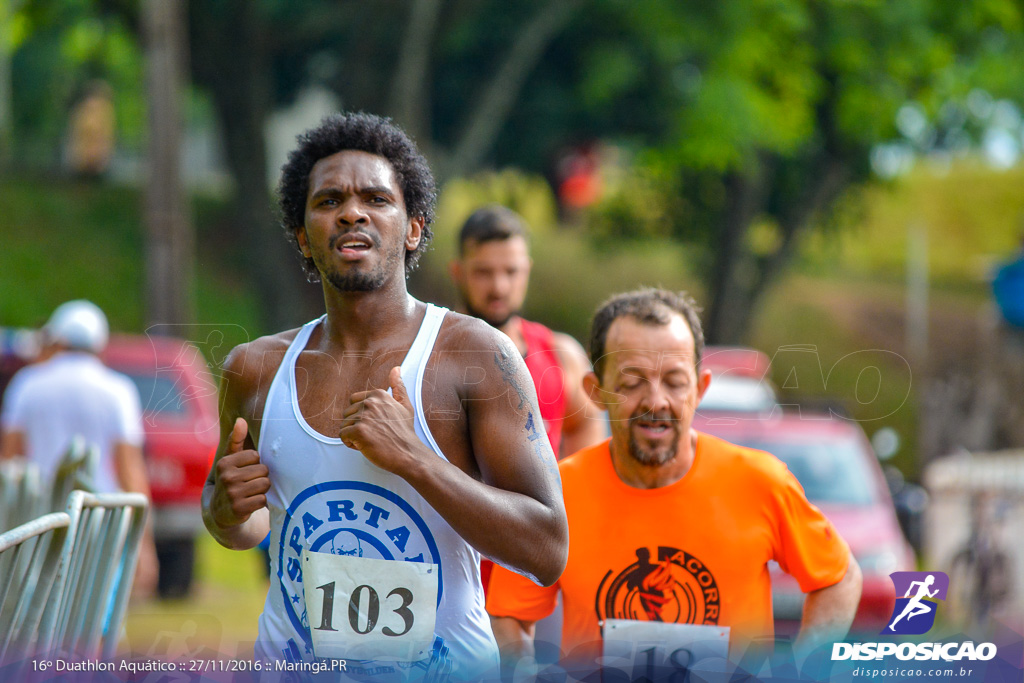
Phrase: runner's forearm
[
  {"left": 795, "top": 555, "right": 862, "bottom": 657},
  {"left": 201, "top": 482, "right": 271, "bottom": 550},
  {"left": 399, "top": 444, "right": 567, "bottom": 586},
  {"left": 491, "top": 616, "right": 537, "bottom": 681}
]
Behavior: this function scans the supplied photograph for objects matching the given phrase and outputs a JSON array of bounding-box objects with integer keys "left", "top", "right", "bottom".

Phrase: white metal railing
[
  {"left": 0, "top": 490, "right": 149, "bottom": 667},
  {"left": 0, "top": 511, "right": 75, "bottom": 664},
  {"left": 0, "top": 436, "right": 97, "bottom": 534},
  {"left": 49, "top": 491, "right": 149, "bottom": 659}
]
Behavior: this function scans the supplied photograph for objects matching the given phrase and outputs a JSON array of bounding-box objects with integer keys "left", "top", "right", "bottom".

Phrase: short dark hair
[
  {"left": 277, "top": 112, "right": 437, "bottom": 281},
  {"left": 457, "top": 205, "right": 529, "bottom": 256},
  {"left": 589, "top": 288, "right": 705, "bottom": 379}
]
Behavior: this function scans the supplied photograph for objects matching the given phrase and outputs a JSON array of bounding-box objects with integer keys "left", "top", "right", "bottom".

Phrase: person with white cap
[{"left": 1, "top": 300, "right": 157, "bottom": 595}]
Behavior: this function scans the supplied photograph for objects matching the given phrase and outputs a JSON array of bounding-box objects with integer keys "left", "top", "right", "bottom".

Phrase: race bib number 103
[{"left": 302, "top": 548, "right": 438, "bottom": 662}]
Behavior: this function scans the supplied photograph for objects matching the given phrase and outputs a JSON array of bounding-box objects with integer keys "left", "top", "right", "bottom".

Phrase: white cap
[{"left": 45, "top": 300, "right": 109, "bottom": 353}]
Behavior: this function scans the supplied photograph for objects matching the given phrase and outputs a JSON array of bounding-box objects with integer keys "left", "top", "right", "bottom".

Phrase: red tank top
[{"left": 519, "top": 318, "right": 567, "bottom": 458}]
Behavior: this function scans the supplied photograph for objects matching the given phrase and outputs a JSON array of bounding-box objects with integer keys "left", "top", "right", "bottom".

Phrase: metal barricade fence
[
  {"left": 0, "top": 512, "right": 75, "bottom": 665},
  {"left": 0, "top": 437, "right": 96, "bottom": 534},
  {"left": 49, "top": 436, "right": 98, "bottom": 513},
  {"left": 49, "top": 491, "right": 149, "bottom": 659},
  {"left": 0, "top": 460, "right": 45, "bottom": 532}
]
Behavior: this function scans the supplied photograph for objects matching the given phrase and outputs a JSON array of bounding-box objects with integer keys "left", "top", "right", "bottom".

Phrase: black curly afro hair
[{"left": 277, "top": 112, "right": 437, "bottom": 281}]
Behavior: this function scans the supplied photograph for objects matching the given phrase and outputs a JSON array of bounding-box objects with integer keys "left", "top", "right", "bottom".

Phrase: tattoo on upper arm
[
  {"left": 525, "top": 412, "right": 544, "bottom": 447},
  {"left": 494, "top": 346, "right": 529, "bottom": 410},
  {"left": 526, "top": 410, "right": 560, "bottom": 484},
  {"left": 493, "top": 342, "right": 560, "bottom": 485}
]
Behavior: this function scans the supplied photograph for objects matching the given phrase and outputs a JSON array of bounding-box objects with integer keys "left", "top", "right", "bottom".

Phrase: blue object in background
[{"left": 993, "top": 256, "right": 1024, "bottom": 328}]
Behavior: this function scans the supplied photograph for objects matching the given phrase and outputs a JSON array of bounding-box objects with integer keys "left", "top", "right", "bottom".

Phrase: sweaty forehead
[
  {"left": 308, "top": 150, "right": 400, "bottom": 195},
  {"left": 603, "top": 316, "right": 696, "bottom": 370}
]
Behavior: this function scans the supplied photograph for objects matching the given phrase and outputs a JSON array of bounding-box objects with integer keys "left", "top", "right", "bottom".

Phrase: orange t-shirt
[{"left": 486, "top": 434, "right": 849, "bottom": 659}]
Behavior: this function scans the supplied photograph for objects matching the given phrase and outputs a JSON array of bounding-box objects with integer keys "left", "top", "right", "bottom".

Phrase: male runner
[
  {"left": 487, "top": 289, "right": 862, "bottom": 675},
  {"left": 449, "top": 205, "right": 604, "bottom": 459},
  {"left": 1, "top": 300, "right": 158, "bottom": 596},
  {"left": 202, "top": 113, "right": 568, "bottom": 680}
]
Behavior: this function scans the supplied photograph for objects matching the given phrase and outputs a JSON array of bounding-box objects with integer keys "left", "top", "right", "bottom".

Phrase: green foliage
[
  {"left": 412, "top": 168, "right": 704, "bottom": 342},
  {"left": 7, "top": 0, "right": 146, "bottom": 165},
  {"left": 0, "top": 174, "right": 261, "bottom": 352},
  {"left": 1, "top": 5, "right": 32, "bottom": 53},
  {"left": 410, "top": 223, "right": 703, "bottom": 343},
  {"left": 800, "top": 160, "right": 1024, "bottom": 283},
  {"left": 523, "top": 232, "right": 702, "bottom": 341},
  {"left": 565, "top": 0, "right": 1024, "bottom": 341},
  {"left": 583, "top": 167, "right": 673, "bottom": 244},
  {"left": 433, "top": 169, "right": 560, "bottom": 252}
]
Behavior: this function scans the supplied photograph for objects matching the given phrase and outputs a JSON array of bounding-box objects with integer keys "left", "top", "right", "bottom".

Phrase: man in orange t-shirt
[{"left": 487, "top": 288, "right": 862, "bottom": 675}]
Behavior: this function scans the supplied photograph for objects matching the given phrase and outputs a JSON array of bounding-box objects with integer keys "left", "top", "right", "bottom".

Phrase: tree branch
[
  {"left": 704, "top": 159, "right": 772, "bottom": 343},
  {"left": 445, "top": 0, "right": 585, "bottom": 177},
  {"left": 388, "top": 0, "right": 444, "bottom": 143},
  {"left": 753, "top": 155, "right": 849, "bottom": 295}
]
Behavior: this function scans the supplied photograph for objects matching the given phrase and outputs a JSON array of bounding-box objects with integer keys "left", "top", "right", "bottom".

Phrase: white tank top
[{"left": 254, "top": 304, "right": 499, "bottom": 681}]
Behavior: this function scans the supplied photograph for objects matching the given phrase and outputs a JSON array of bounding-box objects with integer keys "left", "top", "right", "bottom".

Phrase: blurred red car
[
  {"left": 102, "top": 334, "right": 220, "bottom": 598},
  {"left": 697, "top": 410, "right": 915, "bottom": 632},
  {"left": 697, "top": 346, "right": 778, "bottom": 416}
]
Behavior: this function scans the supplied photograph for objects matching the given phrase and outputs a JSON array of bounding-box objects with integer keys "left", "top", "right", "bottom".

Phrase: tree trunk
[
  {"left": 191, "top": 0, "right": 313, "bottom": 332},
  {"left": 0, "top": 3, "right": 11, "bottom": 168},
  {"left": 703, "top": 140, "right": 851, "bottom": 344},
  {"left": 444, "top": 0, "right": 586, "bottom": 178},
  {"left": 388, "top": 0, "right": 443, "bottom": 144},
  {"left": 143, "top": 0, "right": 194, "bottom": 328},
  {"left": 703, "top": 169, "right": 768, "bottom": 344}
]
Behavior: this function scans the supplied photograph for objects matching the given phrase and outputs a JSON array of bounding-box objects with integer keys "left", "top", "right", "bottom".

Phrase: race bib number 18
[
  {"left": 302, "top": 548, "right": 438, "bottom": 662},
  {"left": 601, "top": 619, "right": 730, "bottom": 681}
]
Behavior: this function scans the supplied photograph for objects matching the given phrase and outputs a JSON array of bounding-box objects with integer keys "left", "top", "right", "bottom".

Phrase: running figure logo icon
[{"left": 882, "top": 571, "right": 949, "bottom": 635}]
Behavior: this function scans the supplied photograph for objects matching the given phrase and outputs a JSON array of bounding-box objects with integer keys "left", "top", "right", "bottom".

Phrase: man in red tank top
[
  {"left": 450, "top": 206, "right": 607, "bottom": 593},
  {"left": 450, "top": 205, "right": 605, "bottom": 460}
]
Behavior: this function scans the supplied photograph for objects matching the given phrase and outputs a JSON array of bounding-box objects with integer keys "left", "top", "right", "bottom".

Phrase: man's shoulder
[
  {"left": 558, "top": 439, "right": 611, "bottom": 482},
  {"left": 6, "top": 360, "right": 45, "bottom": 388},
  {"left": 519, "top": 319, "right": 576, "bottom": 351},
  {"left": 97, "top": 365, "right": 142, "bottom": 400},
  {"left": 226, "top": 328, "right": 301, "bottom": 366},
  {"left": 8, "top": 355, "right": 82, "bottom": 391},
  {"left": 221, "top": 328, "right": 303, "bottom": 388},
  {"left": 1, "top": 361, "right": 42, "bottom": 407},
  {"left": 518, "top": 317, "right": 554, "bottom": 338},
  {"left": 696, "top": 431, "right": 790, "bottom": 481},
  {"left": 518, "top": 318, "right": 589, "bottom": 370},
  {"left": 436, "top": 310, "right": 512, "bottom": 354},
  {"left": 549, "top": 329, "right": 585, "bottom": 353}
]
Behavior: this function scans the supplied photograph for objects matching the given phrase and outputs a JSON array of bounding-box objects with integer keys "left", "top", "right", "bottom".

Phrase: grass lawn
[
  {"left": 122, "top": 534, "right": 268, "bottom": 659},
  {"left": 0, "top": 175, "right": 262, "bottom": 351}
]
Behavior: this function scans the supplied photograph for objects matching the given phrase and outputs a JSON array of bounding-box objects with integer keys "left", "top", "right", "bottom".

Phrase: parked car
[
  {"left": 699, "top": 410, "right": 916, "bottom": 632},
  {"left": 102, "top": 334, "right": 219, "bottom": 598},
  {"left": 0, "top": 327, "right": 219, "bottom": 598},
  {"left": 697, "top": 346, "right": 778, "bottom": 416}
]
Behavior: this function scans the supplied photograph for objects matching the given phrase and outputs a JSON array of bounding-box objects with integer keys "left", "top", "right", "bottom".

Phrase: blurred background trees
[
  {"left": 4, "top": 0, "right": 1024, "bottom": 467},
  {"left": 7, "top": 0, "right": 1023, "bottom": 334}
]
